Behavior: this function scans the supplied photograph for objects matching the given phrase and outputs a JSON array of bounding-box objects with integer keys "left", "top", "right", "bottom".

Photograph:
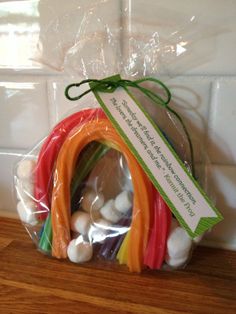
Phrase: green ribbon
[{"left": 65, "top": 77, "right": 195, "bottom": 177}]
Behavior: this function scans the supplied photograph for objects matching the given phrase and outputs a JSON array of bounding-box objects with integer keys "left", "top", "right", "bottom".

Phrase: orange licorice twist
[{"left": 51, "top": 119, "right": 151, "bottom": 272}]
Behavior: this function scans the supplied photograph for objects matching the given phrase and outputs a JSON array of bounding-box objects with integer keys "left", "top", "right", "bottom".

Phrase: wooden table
[{"left": 0, "top": 217, "right": 235, "bottom": 313}]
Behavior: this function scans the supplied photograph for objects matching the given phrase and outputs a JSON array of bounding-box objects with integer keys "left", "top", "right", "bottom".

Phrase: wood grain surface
[{"left": 0, "top": 217, "right": 235, "bottom": 314}]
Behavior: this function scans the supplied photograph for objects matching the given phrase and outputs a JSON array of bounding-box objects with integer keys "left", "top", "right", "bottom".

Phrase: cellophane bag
[{"left": 13, "top": 1, "right": 222, "bottom": 272}]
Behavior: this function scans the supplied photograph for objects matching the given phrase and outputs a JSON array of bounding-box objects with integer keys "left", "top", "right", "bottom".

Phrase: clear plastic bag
[
  {"left": 14, "top": 1, "right": 218, "bottom": 272},
  {"left": 14, "top": 100, "right": 207, "bottom": 272}
]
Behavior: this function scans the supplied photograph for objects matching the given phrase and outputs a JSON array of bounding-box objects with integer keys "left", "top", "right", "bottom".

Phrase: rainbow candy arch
[{"left": 34, "top": 108, "right": 171, "bottom": 272}]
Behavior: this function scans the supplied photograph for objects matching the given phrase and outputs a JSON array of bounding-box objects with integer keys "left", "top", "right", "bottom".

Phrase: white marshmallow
[
  {"left": 114, "top": 190, "right": 132, "bottom": 214},
  {"left": 165, "top": 254, "right": 189, "bottom": 268},
  {"left": 17, "top": 200, "right": 37, "bottom": 225},
  {"left": 81, "top": 189, "right": 105, "bottom": 212},
  {"left": 17, "top": 159, "right": 36, "bottom": 181},
  {"left": 100, "top": 200, "right": 122, "bottom": 223},
  {"left": 167, "top": 227, "right": 192, "bottom": 259},
  {"left": 67, "top": 238, "right": 93, "bottom": 263},
  {"left": 70, "top": 211, "right": 90, "bottom": 235},
  {"left": 16, "top": 180, "right": 34, "bottom": 201},
  {"left": 88, "top": 218, "right": 111, "bottom": 244}
]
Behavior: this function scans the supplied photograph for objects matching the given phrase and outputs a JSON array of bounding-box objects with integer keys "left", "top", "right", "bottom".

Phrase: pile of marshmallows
[
  {"left": 68, "top": 188, "right": 132, "bottom": 263},
  {"left": 15, "top": 159, "right": 203, "bottom": 269},
  {"left": 166, "top": 219, "right": 203, "bottom": 268},
  {"left": 16, "top": 159, "right": 37, "bottom": 226}
]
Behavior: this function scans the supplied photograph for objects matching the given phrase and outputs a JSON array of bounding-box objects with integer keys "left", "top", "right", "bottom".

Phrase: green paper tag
[{"left": 91, "top": 75, "right": 223, "bottom": 238}]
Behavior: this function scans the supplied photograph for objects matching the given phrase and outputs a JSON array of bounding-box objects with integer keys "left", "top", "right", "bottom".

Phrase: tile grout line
[
  {"left": 46, "top": 79, "right": 56, "bottom": 128},
  {"left": 120, "top": 0, "right": 131, "bottom": 76},
  {"left": 201, "top": 238, "right": 236, "bottom": 251},
  {"left": 204, "top": 79, "right": 218, "bottom": 166},
  {"left": 0, "top": 148, "right": 27, "bottom": 155},
  {"left": 0, "top": 210, "right": 19, "bottom": 219}
]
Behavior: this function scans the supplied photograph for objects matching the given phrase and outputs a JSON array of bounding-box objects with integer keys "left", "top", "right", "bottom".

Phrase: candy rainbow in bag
[{"left": 14, "top": 76, "right": 223, "bottom": 273}]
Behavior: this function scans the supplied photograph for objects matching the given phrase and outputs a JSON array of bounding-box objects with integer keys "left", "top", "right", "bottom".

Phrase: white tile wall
[
  {"left": 47, "top": 78, "right": 98, "bottom": 126},
  {"left": 0, "top": 78, "right": 49, "bottom": 149},
  {"left": 203, "top": 165, "right": 236, "bottom": 250},
  {"left": 166, "top": 77, "right": 212, "bottom": 163},
  {"left": 0, "top": 0, "right": 41, "bottom": 71},
  {"left": 122, "top": 0, "right": 236, "bottom": 76},
  {"left": 0, "top": 0, "right": 236, "bottom": 250},
  {"left": 0, "top": 150, "right": 25, "bottom": 215},
  {"left": 207, "top": 78, "right": 236, "bottom": 165}
]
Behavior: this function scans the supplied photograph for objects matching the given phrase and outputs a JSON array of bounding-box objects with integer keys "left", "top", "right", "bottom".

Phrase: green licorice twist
[
  {"left": 38, "top": 212, "right": 52, "bottom": 254},
  {"left": 65, "top": 76, "right": 195, "bottom": 178}
]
